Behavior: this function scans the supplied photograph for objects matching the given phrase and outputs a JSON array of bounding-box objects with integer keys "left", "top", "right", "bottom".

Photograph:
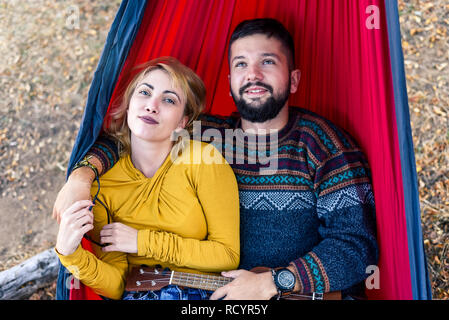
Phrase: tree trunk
[{"left": 0, "top": 248, "right": 59, "bottom": 300}]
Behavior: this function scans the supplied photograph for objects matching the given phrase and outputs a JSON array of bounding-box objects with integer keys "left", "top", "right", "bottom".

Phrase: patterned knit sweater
[{"left": 88, "top": 107, "right": 378, "bottom": 295}]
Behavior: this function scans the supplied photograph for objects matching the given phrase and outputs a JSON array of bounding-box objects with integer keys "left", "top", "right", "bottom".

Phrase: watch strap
[{"left": 270, "top": 268, "right": 282, "bottom": 300}]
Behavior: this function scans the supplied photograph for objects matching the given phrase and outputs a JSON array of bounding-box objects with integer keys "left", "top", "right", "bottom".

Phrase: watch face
[{"left": 277, "top": 270, "right": 295, "bottom": 290}]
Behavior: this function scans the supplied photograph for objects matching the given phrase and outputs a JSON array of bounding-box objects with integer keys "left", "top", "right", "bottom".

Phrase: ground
[
  {"left": 0, "top": 0, "right": 121, "bottom": 299},
  {"left": 0, "top": 0, "right": 447, "bottom": 300}
]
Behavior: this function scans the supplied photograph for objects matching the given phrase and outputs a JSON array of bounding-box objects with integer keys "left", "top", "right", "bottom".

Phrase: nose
[
  {"left": 145, "top": 100, "right": 159, "bottom": 114},
  {"left": 246, "top": 63, "right": 263, "bottom": 82}
]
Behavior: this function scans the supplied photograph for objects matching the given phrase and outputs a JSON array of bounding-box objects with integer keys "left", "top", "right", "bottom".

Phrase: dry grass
[{"left": 399, "top": 0, "right": 449, "bottom": 299}]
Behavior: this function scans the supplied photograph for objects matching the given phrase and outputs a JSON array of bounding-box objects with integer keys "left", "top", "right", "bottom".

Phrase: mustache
[{"left": 239, "top": 82, "right": 273, "bottom": 96}]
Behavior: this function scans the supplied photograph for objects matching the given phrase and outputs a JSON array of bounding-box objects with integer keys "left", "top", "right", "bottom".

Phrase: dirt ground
[
  {"left": 0, "top": 0, "right": 447, "bottom": 300},
  {"left": 0, "top": 0, "right": 122, "bottom": 299}
]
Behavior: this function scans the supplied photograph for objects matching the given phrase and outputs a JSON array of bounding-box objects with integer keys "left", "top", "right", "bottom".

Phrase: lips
[
  {"left": 138, "top": 115, "right": 159, "bottom": 124},
  {"left": 245, "top": 86, "right": 268, "bottom": 95},
  {"left": 239, "top": 82, "right": 273, "bottom": 96}
]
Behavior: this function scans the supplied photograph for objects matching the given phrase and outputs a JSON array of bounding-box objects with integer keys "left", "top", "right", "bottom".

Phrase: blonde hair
[{"left": 104, "top": 57, "right": 206, "bottom": 157}]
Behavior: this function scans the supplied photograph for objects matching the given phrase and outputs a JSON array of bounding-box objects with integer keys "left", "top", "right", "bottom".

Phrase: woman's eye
[
  {"left": 139, "top": 90, "right": 150, "bottom": 96},
  {"left": 164, "top": 98, "right": 176, "bottom": 105},
  {"left": 235, "top": 61, "right": 246, "bottom": 68}
]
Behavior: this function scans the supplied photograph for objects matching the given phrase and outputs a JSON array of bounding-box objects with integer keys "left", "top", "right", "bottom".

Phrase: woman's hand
[
  {"left": 100, "top": 223, "right": 138, "bottom": 253},
  {"left": 56, "top": 200, "right": 94, "bottom": 256}
]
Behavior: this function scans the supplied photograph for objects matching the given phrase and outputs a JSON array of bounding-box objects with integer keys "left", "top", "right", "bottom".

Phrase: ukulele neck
[{"left": 169, "top": 271, "right": 232, "bottom": 291}]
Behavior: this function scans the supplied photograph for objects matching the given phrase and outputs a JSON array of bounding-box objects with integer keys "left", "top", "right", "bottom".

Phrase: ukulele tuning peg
[
  {"left": 139, "top": 268, "right": 144, "bottom": 274},
  {"left": 136, "top": 281, "right": 141, "bottom": 286}
]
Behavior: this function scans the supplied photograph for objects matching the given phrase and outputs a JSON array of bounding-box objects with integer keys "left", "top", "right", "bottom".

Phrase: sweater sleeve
[
  {"left": 137, "top": 145, "right": 240, "bottom": 273},
  {"left": 56, "top": 195, "right": 128, "bottom": 300},
  {"left": 84, "top": 133, "right": 120, "bottom": 175},
  {"left": 291, "top": 147, "right": 379, "bottom": 294}
]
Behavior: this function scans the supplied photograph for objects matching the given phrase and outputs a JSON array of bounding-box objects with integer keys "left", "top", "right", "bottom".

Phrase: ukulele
[{"left": 125, "top": 265, "right": 341, "bottom": 300}]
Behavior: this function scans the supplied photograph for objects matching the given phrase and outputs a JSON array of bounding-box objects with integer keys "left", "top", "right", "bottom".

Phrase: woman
[{"left": 55, "top": 57, "right": 240, "bottom": 300}]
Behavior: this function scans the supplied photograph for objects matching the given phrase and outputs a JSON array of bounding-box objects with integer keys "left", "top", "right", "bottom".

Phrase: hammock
[{"left": 65, "top": 0, "right": 431, "bottom": 300}]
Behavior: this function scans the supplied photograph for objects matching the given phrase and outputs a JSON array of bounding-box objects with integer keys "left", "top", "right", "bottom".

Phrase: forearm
[
  {"left": 56, "top": 245, "right": 127, "bottom": 300},
  {"left": 69, "top": 159, "right": 101, "bottom": 184},
  {"left": 137, "top": 229, "right": 240, "bottom": 272},
  {"left": 291, "top": 205, "right": 378, "bottom": 294},
  {"left": 52, "top": 134, "right": 117, "bottom": 222}
]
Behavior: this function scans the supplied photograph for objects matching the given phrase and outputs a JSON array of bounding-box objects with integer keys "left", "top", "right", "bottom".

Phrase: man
[{"left": 54, "top": 18, "right": 378, "bottom": 300}]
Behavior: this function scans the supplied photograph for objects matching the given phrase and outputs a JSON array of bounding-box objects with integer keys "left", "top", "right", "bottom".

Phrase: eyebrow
[
  {"left": 261, "top": 53, "right": 281, "bottom": 60},
  {"left": 231, "top": 55, "right": 245, "bottom": 63},
  {"left": 139, "top": 83, "right": 181, "bottom": 101},
  {"left": 231, "top": 53, "right": 281, "bottom": 63}
]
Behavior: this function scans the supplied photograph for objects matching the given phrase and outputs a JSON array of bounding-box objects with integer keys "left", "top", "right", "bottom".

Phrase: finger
[
  {"left": 221, "top": 269, "right": 244, "bottom": 279},
  {"left": 75, "top": 214, "right": 94, "bottom": 229},
  {"left": 102, "top": 222, "right": 121, "bottom": 230},
  {"left": 63, "top": 200, "right": 95, "bottom": 218},
  {"left": 100, "top": 223, "right": 118, "bottom": 236},
  {"left": 210, "top": 286, "right": 228, "bottom": 300},
  {"left": 67, "top": 208, "right": 93, "bottom": 225},
  {"left": 70, "top": 199, "right": 95, "bottom": 212},
  {"left": 102, "top": 244, "right": 118, "bottom": 252},
  {"left": 100, "top": 228, "right": 113, "bottom": 237},
  {"left": 100, "top": 235, "right": 114, "bottom": 244},
  {"left": 74, "top": 209, "right": 94, "bottom": 222},
  {"left": 80, "top": 223, "right": 94, "bottom": 235}
]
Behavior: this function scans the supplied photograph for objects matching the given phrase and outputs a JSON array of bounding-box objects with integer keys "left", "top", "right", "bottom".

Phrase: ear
[
  {"left": 177, "top": 115, "right": 189, "bottom": 130},
  {"left": 289, "top": 69, "right": 301, "bottom": 94}
]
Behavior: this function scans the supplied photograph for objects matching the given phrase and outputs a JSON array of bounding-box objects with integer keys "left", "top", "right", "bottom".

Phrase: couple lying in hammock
[{"left": 54, "top": 18, "right": 378, "bottom": 300}]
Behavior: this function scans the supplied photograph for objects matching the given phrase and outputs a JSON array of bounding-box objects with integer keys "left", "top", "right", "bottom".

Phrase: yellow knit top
[{"left": 57, "top": 140, "right": 240, "bottom": 299}]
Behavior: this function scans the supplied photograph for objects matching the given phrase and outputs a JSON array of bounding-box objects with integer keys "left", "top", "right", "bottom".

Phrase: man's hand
[
  {"left": 52, "top": 167, "right": 96, "bottom": 224},
  {"left": 209, "top": 269, "right": 278, "bottom": 300},
  {"left": 100, "top": 223, "right": 138, "bottom": 253},
  {"left": 56, "top": 200, "right": 94, "bottom": 256}
]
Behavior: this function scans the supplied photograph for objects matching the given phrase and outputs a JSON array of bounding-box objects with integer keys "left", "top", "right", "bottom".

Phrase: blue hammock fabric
[
  {"left": 67, "top": 1, "right": 148, "bottom": 177},
  {"left": 384, "top": 1, "right": 432, "bottom": 300},
  {"left": 63, "top": 0, "right": 431, "bottom": 300}
]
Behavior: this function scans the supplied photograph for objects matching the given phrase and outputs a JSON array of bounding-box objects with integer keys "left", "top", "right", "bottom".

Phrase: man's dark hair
[{"left": 228, "top": 18, "right": 295, "bottom": 70}]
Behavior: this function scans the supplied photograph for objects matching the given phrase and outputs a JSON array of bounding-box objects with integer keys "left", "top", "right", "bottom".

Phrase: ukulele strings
[
  {"left": 138, "top": 270, "right": 232, "bottom": 281},
  {"left": 136, "top": 269, "right": 321, "bottom": 299}
]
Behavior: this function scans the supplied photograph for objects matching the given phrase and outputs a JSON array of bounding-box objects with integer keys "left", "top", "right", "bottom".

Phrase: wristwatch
[
  {"left": 271, "top": 268, "right": 296, "bottom": 298},
  {"left": 72, "top": 155, "right": 99, "bottom": 179}
]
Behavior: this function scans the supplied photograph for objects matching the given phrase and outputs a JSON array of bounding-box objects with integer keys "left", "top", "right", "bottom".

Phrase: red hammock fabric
[{"left": 74, "top": 0, "right": 412, "bottom": 300}]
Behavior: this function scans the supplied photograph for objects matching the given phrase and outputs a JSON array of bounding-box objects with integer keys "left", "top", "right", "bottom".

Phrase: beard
[{"left": 231, "top": 80, "right": 291, "bottom": 123}]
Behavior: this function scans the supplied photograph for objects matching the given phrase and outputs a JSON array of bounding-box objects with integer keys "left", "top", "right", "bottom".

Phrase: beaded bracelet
[{"left": 72, "top": 155, "right": 99, "bottom": 180}]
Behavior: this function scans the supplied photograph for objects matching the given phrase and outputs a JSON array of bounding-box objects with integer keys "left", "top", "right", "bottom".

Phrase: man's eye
[
  {"left": 263, "top": 59, "right": 275, "bottom": 65},
  {"left": 235, "top": 62, "right": 246, "bottom": 68}
]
